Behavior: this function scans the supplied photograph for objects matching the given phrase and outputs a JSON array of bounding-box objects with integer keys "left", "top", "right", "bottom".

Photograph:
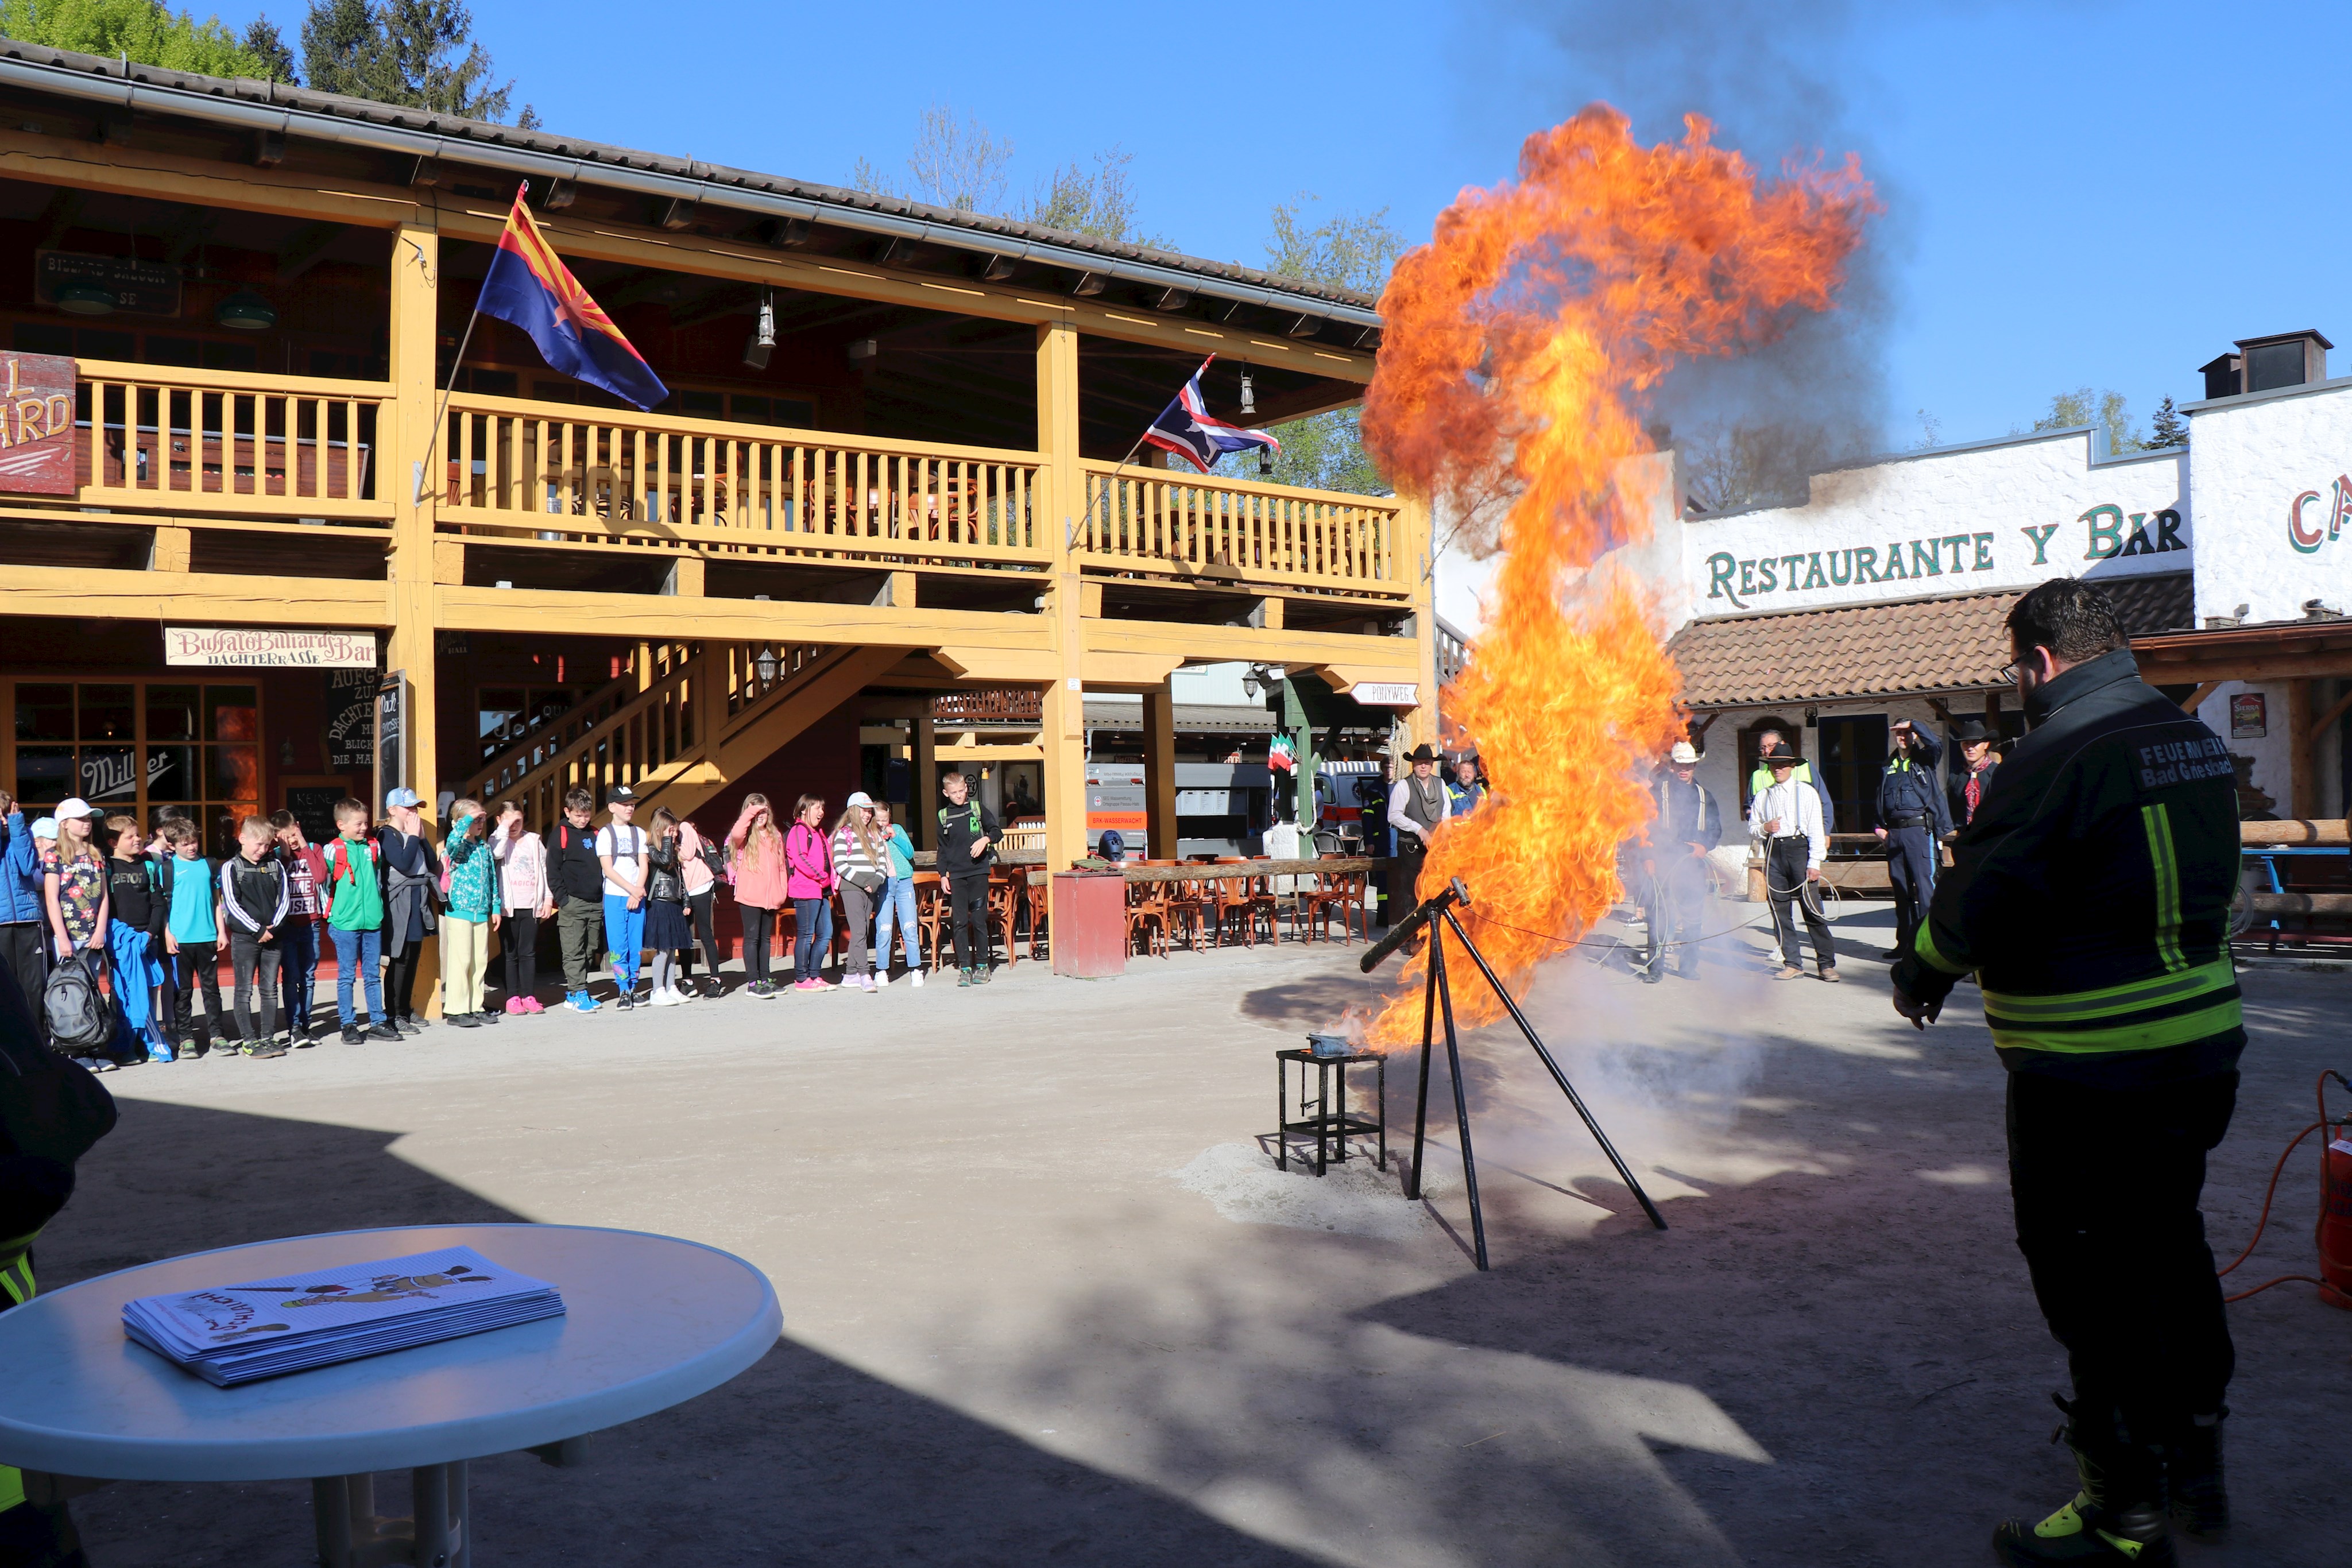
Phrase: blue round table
[{"left": 0, "top": 1222, "right": 781, "bottom": 1566}]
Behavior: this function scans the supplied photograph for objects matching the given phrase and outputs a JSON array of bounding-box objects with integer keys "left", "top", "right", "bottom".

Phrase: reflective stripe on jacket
[{"left": 1891, "top": 649, "right": 2243, "bottom": 1085}]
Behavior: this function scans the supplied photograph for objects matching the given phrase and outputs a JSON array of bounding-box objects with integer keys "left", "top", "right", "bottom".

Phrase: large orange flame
[{"left": 1360, "top": 107, "right": 1872, "bottom": 1046}]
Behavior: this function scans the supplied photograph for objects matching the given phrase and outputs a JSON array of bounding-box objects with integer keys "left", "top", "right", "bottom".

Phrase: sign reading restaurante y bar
[
  {"left": 164, "top": 628, "right": 380, "bottom": 667},
  {"left": 1669, "top": 427, "right": 2192, "bottom": 622}
]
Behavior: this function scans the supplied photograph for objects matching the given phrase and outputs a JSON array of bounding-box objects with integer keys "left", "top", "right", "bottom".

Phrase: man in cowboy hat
[
  {"left": 1945, "top": 718, "right": 2003, "bottom": 833},
  {"left": 1651, "top": 741, "right": 1722, "bottom": 979},
  {"left": 1384, "top": 744, "right": 1449, "bottom": 923},
  {"left": 1750, "top": 749, "right": 1837, "bottom": 981}
]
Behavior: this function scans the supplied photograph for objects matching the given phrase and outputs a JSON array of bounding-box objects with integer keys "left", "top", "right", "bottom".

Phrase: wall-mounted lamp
[
  {"left": 755, "top": 644, "right": 779, "bottom": 684},
  {"left": 846, "top": 337, "right": 878, "bottom": 368}
]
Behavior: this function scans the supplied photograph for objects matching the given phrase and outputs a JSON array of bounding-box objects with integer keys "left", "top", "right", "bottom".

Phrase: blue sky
[{"left": 234, "top": 1, "right": 2346, "bottom": 450}]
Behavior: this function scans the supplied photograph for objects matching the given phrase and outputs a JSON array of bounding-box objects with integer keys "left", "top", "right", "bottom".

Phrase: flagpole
[
  {"left": 409, "top": 181, "right": 523, "bottom": 505},
  {"left": 1070, "top": 354, "right": 1214, "bottom": 550}
]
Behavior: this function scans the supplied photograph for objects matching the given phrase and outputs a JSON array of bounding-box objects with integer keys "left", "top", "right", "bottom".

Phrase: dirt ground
[{"left": 27, "top": 897, "right": 2347, "bottom": 1567}]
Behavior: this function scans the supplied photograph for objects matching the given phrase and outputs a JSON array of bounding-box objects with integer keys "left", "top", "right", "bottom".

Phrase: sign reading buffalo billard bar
[
  {"left": 0, "top": 352, "right": 77, "bottom": 495},
  {"left": 164, "top": 628, "right": 380, "bottom": 667}
]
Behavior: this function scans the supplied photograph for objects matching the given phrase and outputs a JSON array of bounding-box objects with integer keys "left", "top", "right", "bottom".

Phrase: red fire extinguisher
[{"left": 2321, "top": 1099, "right": 2352, "bottom": 1311}]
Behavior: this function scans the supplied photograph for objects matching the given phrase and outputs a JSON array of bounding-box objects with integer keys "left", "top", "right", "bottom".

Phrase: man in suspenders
[{"left": 1383, "top": 744, "right": 1449, "bottom": 923}]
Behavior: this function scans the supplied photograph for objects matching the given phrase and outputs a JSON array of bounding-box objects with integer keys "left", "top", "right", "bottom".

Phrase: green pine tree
[
  {"left": 0, "top": 0, "right": 282, "bottom": 76},
  {"left": 2147, "top": 395, "right": 2188, "bottom": 448},
  {"left": 299, "top": 0, "right": 520, "bottom": 122}
]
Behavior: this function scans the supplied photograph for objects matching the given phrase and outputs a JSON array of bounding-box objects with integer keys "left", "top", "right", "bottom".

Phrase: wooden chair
[
  {"left": 1297, "top": 869, "right": 1371, "bottom": 944},
  {"left": 1023, "top": 877, "right": 1050, "bottom": 960},
  {"left": 1160, "top": 870, "right": 1212, "bottom": 952},
  {"left": 1125, "top": 878, "right": 1170, "bottom": 958},
  {"left": 985, "top": 870, "right": 1021, "bottom": 969},
  {"left": 914, "top": 873, "right": 948, "bottom": 970},
  {"left": 1212, "top": 870, "right": 1274, "bottom": 947}
]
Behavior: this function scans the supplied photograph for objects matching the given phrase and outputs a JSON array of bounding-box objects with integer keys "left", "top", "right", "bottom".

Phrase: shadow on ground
[{"left": 40, "top": 1101, "right": 1326, "bottom": 1568}]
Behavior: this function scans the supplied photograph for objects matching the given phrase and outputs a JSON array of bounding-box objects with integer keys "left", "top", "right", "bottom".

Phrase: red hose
[{"left": 2218, "top": 1070, "right": 2352, "bottom": 1310}]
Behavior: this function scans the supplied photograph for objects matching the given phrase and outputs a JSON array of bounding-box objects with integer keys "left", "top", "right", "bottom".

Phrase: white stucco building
[{"left": 1633, "top": 328, "right": 2350, "bottom": 830}]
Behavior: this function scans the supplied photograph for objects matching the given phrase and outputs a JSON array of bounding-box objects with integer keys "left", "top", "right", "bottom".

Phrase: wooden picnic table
[{"left": 1017, "top": 857, "right": 1375, "bottom": 886}]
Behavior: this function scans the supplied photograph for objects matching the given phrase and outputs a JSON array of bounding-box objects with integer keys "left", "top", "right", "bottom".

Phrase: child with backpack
[
  {"left": 642, "top": 808, "right": 690, "bottom": 1006},
  {"left": 324, "top": 799, "right": 399, "bottom": 1045},
  {"left": 439, "top": 798, "right": 501, "bottom": 1028},
  {"left": 158, "top": 820, "right": 225, "bottom": 1059},
  {"left": 673, "top": 814, "right": 724, "bottom": 998},
  {"left": 270, "top": 810, "right": 328, "bottom": 1043},
  {"left": 219, "top": 815, "right": 292, "bottom": 1059},
  {"left": 544, "top": 789, "right": 606, "bottom": 1012},
  {"left": 595, "top": 786, "right": 649, "bottom": 1009}
]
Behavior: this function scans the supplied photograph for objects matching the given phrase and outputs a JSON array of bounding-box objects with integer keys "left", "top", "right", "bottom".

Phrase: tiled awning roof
[{"left": 1666, "top": 574, "right": 2195, "bottom": 709}]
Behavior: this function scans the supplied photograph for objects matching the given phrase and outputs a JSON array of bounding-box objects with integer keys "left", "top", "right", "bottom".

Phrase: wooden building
[{"left": 0, "top": 41, "right": 1433, "bottom": 901}]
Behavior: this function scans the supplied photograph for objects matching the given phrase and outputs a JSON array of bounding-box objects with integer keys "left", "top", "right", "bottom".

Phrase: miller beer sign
[{"left": 0, "top": 352, "right": 75, "bottom": 495}]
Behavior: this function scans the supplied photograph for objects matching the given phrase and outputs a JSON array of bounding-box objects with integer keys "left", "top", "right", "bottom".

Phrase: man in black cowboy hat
[
  {"left": 1384, "top": 744, "right": 1449, "bottom": 923},
  {"left": 1749, "top": 749, "right": 1837, "bottom": 981},
  {"left": 1946, "top": 718, "right": 2002, "bottom": 833}
]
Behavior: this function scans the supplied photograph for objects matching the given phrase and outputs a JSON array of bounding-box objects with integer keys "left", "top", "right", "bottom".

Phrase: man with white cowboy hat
[
  {"left": 1750, "top": 747, "right": 1838, "bottom": 982},
  {"left": 1650, "top": 741, "right": 1723, "bottom": 979},
  {"left": 1384, "top": 742, "right": 1449, "bottom": 924}
]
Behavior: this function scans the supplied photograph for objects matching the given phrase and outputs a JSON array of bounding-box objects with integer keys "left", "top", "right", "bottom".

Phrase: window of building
[{"left": 7, "top": 679, "right": 262, "bottom": 857}]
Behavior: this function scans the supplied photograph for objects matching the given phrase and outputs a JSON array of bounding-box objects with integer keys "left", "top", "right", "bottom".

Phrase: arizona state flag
[{"left": 477, "top": 189, "right": 669, "bottom": 411}]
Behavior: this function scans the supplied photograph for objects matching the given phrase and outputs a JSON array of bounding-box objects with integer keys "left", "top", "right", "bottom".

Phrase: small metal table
[
  {"left": 1275, "top": 1047, "right": 1387, "bottom": 1175},
  {"left": 0, "top": 1222, "right": 780, "bottom": 1566}
]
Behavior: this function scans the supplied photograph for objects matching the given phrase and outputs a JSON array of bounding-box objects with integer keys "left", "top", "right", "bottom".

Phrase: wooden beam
[
  {"left": 432, "top": 584, "right": 1054, "bottom": 652},
  {"left": 1079, "top": 649, "right": 1185, "bottom": 688},
  {"left": 1082, "top": 618, "right": 1419, "bottom": 672},
  {"left": 2175, "top": 680, "right": 2223, "bottom": 715},
  {"left": 0, "top": 563, "right": 390, "bottom": 622},
  {"left": 0, "top": 127, "right": 425, "bottom": 229},
  {"left": 2305, "top": 687, "right": 2352, "bottom": 746},
  {"left": 2132, "top": 652, "right": 2352, "bottom": 684},
  {"left": 2288, "top": 679, "right": 2316, "bottom": 818},
  {"left": 930, "top": 648, "right": 1058, "bottom": 682},
  {"left": 146, "top": 526, "right": 189, "bottom": 574},
  {"left": 1141, "top": 685, "right": 1178, "bottom": 860},
  {"left": 2242, "top": 818, "right": 2351, "bottom": 846}
]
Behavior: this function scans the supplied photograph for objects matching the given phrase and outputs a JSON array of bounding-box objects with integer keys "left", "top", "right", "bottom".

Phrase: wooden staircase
[{"left": 457, "top": 640, "right": 903, "bottom": 828}]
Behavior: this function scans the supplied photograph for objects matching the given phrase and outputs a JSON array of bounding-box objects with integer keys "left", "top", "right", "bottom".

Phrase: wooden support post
[
  {"left": 1402, "top": 495, "right": 1439, "bottom": 752},
  {"left": 1141, "top": 684, "right": 1179, "bottom": 860},
  {"left": 147, "top": 525, "right": 190, "bottom": 574},
  {"left": 1985, "top": 690, "right": 2002, "bottom": 723},
  {"left": 2179, "top": 680, "right": 2223, "bottom": 717},
  {"left": 2287, "top": 678, "right": 2316, "bottom": 819},
  {"left": 911, "top": 714, "right": 936, "bottom": 851},
  {"left": 386, "top": 219, "right": 442, "bottom": 1017},
  {"left": 432, "top": 539, "right": 465, "bottom": 585},
  {"left": 663, "top": 555, "right": 706, "bottom": 597},
  {"left": 1037, "top": 321, "right": 1088, "bottom": 907}
]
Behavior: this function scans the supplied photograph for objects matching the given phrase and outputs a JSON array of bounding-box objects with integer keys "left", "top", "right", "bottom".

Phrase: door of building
[{"left": 1815, "top": 715, "right": 1889, "bottom": 834}]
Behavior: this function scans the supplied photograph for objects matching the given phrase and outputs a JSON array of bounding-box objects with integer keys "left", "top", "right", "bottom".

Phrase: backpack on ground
[{"left": 41, "top": 954, "right": 111, "bottom": 1055}]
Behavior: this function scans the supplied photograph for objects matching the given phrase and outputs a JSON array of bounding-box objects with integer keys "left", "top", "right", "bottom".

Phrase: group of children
[{"left": 2, "top": 771, "right": 1011, "bottom": 1069}]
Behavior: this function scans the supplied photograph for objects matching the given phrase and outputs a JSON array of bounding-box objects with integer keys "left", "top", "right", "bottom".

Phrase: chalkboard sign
[
  {"left": 376, "top": 670, "right": 406, "bottom": 809},
  {"left": 285, "top": 787, "right": 343, "bottom": 847},
  {"left": 326, "top": 669, "right": 376, "bottom": 769}
]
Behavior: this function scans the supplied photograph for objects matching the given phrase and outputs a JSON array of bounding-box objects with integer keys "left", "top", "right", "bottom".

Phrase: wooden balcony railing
[
  {"left": 70, "top": 360, "right": 390, "bottom": 520},
  {"left": 437, "top": 393, "right": 1051, "bottom": 570},
  {"left": 931, "top": 688, "right": 1042, "bottom": 724},
  {"left": 1077, "top": 462, "right": 1404, "bottom": 597}
]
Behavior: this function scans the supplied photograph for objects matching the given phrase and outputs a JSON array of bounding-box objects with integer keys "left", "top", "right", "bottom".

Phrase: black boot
[
  {"left": 2164, "top": 1409, "right": 2227, "bottom": 1536},
  {"left": 1993, "top": 1396, "right": 2176, "bottom": 1566}
]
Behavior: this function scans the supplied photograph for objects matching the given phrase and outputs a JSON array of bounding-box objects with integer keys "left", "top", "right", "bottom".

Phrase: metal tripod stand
[{"left": 1362, "top": 878, "right": 1668, "bottom": 1269}]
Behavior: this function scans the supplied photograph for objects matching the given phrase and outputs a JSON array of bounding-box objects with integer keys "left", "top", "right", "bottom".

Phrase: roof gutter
[{"left": 0, "top": 55, "right": 1383, "bottom": 332}]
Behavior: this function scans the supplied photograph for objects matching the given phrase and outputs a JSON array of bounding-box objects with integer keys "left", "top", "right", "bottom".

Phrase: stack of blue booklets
[{"left": 122, "top": 1245, "right": 564, "bottom": 1386}]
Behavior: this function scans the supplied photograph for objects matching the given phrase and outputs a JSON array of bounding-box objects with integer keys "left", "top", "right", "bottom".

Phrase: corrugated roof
[
  {"left": 0, "top": 41, "right": 1379, "bottom": 323},
  {"left": 1668, "top": 574, "right": 2195, "bottom": 708}
]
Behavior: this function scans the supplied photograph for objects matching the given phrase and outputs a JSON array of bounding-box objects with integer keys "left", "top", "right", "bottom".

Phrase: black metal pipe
[
  {"left": 1433, "top": 928, "right": 1489, "bottom": 1269},
  {"left": 1406, "top": 940, "right": 1439, "bottom": 1201},
  {"left": 1440, "top": 906, "right": 1668, "bottom": 1232}
]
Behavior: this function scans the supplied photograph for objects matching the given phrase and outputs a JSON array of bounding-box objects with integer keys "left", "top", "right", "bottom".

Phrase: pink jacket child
[
  {"left": 726, "top": 802, "right": 789, "bottom": 911},
  {"left": 783, "top": 820, "right": 834, "bottom": 900}
]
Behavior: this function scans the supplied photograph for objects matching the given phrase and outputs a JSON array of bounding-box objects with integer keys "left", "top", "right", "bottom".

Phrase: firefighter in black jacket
[
  {"left": 1874, "top": 718, "right": 1951, "bottom": 960},
  {"left": 1891, "top": 580, "right": 2243, "bottom": 1567}
]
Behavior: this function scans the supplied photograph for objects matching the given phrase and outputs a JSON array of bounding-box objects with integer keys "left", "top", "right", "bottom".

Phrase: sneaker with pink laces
[
  {"left": 503, "top": 996, "right": 526, "bottom": 1015},
  {"left": 520, "top": 996, "right": 545, "bottom": 1013}
]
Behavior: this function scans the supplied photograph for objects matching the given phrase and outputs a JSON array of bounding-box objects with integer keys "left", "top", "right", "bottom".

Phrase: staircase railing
[
  {"left": 462, "top": 642, "right": 693, "bottom": 804},
  {"left": 463, "top": 641, "right": 833, "bottom": 829}
]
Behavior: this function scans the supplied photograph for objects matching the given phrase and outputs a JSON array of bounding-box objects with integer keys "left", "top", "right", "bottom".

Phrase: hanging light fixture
[
  {"left": 55, "top": 282, "right": 117, "bottom": 316},
  {"left": 741, "top": 290, "right": 775, "bottom": 370},
  {"left": 215, "top": 290, "right": 277, "bottom": 331},
  {"left": 1239, "top": 371, "right": 1255, "bottom": 416},
  {"left": 755, "top": 644, "right": 779, "bottom": 684}
]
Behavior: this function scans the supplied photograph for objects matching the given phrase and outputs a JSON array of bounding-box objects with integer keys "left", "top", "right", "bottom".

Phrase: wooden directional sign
[{"left": 0, "top": 352, "right": 76, "bottom": 495}]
